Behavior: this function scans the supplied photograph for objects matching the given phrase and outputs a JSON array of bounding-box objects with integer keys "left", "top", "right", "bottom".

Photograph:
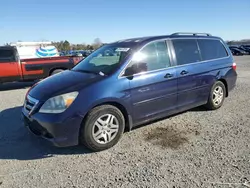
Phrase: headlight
[{"left": 39, "top": 92, "right": 79, "bottom": 113}]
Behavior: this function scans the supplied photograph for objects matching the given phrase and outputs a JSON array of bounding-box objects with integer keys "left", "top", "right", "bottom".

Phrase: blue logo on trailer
[{"left": 35, "top": 46, "right": 58, "bottom": 57}]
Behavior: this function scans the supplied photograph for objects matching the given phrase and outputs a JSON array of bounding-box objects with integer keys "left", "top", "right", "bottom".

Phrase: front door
[{"left": 124, "top": 40, "right": 178, "bottom": 124}]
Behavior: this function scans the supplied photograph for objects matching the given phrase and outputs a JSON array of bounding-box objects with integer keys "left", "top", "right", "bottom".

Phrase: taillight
[{"left": 232, "top": 62, "right": 236, "bottom": 71}]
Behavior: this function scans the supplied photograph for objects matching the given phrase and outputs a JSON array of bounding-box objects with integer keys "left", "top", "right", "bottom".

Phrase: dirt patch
[{"left": 145, "top": 127, "right": 197, "bottom": 149}]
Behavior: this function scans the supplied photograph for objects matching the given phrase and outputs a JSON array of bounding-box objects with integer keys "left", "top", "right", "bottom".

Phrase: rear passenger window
[
  {"left": 198, "top": 39, "right": 228, "bottom": 61},
  {"left": 172, "top": 39, "right": 201, "bottom": 65}
]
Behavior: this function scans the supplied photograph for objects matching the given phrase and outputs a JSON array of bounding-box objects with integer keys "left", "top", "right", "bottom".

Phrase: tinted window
[
  {"left": 0, "top": 49, "right": 15, "bottom": 62},
  {"left": 125, "top": 41, "right": 171, "bottom": 75},
  {"left": 198, "top": 39, "right": 228, "bottom": 61},
  {"left": 172, "top": 39, "right": 201, "bottom": 65}
]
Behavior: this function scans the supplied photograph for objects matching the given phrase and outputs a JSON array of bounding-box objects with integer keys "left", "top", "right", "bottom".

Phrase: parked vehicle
[
  {"left": 59, "top": 52, "right": 66, "bottom": 56},
  {"left": 71, "top": 51, "right": 83, "bottom": 57},
  {"left": 238, "top": 46, "right": 250, "bottom": 55},
  {"left": 0, "top": 46, "right": 83, "bottom": 83},
  {"left": 80, "top": 51, "right": 92, "bottom": 58},
  {"left": 229, "top": 47, "right": 245, "bottom": 56},
  {"left": 22, "top": 32, "right": 237, "bottom": 151},
  {"left": 240, "top": 45, "right": 250, "bottom": 49}
]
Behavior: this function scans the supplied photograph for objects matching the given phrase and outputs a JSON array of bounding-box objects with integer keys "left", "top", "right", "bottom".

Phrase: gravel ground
[{"left": 0, "top": 56, "right": 250, "bottom": 188}]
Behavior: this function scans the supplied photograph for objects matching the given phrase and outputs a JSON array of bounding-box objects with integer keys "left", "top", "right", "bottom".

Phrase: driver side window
[{"left": 125, "top": 41, "right": 171, "bottom": 76}]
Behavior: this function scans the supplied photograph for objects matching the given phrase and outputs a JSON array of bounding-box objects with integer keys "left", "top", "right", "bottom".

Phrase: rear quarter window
[{"left": 197, "top": 39, "right": 228, "bottom": 61}]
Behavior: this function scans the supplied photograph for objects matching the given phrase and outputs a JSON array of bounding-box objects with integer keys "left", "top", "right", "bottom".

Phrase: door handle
[
  {"left": 164, "top": 73, "right": 173, "bottom": 78},
  {"left": 180, "top": 70, "right": 189, "bottom": 75}
]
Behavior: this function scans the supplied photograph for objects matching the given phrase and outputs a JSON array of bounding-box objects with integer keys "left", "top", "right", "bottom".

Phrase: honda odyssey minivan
[{"left": 22, "top": 32, "right": 237, "bottom": 151}]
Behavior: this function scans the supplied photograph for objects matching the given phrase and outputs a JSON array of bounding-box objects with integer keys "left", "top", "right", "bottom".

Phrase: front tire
[
  {"left": 79, "top": 105, "right": 125, "bottom": 151},
  {"left": 205, "top": 81, "right": 226, "bottom": 110}
]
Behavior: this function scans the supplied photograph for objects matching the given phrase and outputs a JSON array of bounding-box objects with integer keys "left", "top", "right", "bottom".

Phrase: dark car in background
[
  {"left": 241, "top": 45, "right": 250, "bottom": 49},
  {"left": 80, "top": 50, "right": 92, "bottom": 57},
  {"left": 238, "top": 45, "right": 250, "bottom": 54},
  {"left": 60, "top": 50, "right": 92, "bottom": 58},
  {"left": 22, "top": 32, "right": 237, "bottom": 151},
  {"left": 229, "top": 47, "right": 246, "bottom": 56}
]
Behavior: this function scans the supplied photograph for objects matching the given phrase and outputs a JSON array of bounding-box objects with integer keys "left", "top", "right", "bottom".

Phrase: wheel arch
[
  {"left": 218, "top": 78, "right": 228, "bottom": 97},
  {"left": 49, "top": 67, "right": 68, "bottom": 76},
  {"left": 82, "top": 100, "right": 133, "bottom": 132}
]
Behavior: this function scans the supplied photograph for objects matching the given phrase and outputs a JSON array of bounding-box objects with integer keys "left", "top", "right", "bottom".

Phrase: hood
[{"left": 28, "top": 70, "right": 103, "bottom": 100}]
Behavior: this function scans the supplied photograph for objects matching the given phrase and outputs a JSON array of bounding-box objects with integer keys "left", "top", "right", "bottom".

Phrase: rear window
[
  {"left": 198, "top": 39, "right": 228, "bottom": 61},
  {"left": 0, "top": 49, "right": 15, "bottom": 62}
]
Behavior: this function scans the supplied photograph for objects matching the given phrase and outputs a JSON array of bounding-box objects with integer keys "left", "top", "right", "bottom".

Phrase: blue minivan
[{"left": 22, "top": 33, "right": 237, "bottom": 151}]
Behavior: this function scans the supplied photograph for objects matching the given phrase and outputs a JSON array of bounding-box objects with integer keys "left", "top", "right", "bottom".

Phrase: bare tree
[{"left": 92, "top": 38, "right": 102, "bottom": 49}]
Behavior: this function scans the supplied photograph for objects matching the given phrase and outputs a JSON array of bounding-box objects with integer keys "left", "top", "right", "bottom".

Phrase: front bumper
[{"left": 22, "top": 108, "right": 83, "bottom": 147}]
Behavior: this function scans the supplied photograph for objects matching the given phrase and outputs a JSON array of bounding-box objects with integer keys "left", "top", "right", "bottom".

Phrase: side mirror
[
  {"left": 124, "top": 66, "right": 135, "bottom": 77},
  {"left": 124, "top": 62, "right": 148, "bottom": 77}
]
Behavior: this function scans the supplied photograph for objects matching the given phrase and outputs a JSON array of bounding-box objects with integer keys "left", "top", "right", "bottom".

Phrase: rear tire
[
  {"left": 79, "top": 105, "right": 125, "bottom": 152},
  {"left": 205, "top": 81, "right": 226, "bottom": 110},
  {"left": 50, "top": 69, "right": 64, "bottom": 75}
]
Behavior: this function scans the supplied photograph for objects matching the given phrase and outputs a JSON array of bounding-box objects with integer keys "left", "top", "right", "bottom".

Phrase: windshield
[{"left": 72, "top": 44, "right": 132, "bottom": 75}]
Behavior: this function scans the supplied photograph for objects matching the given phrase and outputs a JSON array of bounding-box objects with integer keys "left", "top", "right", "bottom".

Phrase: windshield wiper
[{"left": 72, "top": 69, "right": 106, "bottom": 76}]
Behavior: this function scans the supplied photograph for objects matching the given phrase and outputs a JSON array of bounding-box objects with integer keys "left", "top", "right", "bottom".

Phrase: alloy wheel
[
  {"left": 92, "top": 114, "right": 119, "bottom": 144},
  {"left": 212, "top": 86, "right": 224, "bottom": 106}
]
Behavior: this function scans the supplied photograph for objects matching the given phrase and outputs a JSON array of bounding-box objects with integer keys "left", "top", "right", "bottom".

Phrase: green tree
[
  {"left": 52, "top": 41, "right": 65, "bottom": 51},
  {"left": 63, "top": 40, "right": 70, "bottom": 51},
  {"left": 85, "top": 44, "right": 93, "bottom": 50}
]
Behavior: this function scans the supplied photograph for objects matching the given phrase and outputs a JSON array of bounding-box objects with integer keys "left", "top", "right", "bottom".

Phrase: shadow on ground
[
  {"left": 133, "top": 106, "right": 208, "bottom": 131},
  {"left": 0, "top": 81, "right": 37, "bottom": 91},
  {"left": 189, "top": 106, "right": 209, "bottom": 112},
  {"left": 0, "top": 103, "right": 208, "bottom": 160},
  {"left": 0, "top": 106, "right": 90, "bottom": 161}
]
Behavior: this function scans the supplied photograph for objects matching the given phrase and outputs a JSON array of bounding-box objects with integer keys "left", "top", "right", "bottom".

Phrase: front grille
[{"left": 24, "top": 95, "right": 39, "bottom": 113}]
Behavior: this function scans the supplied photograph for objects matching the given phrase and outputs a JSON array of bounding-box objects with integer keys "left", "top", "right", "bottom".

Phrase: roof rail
[{"left": 171, "top": 32, "right": 212, "bottom": 36}]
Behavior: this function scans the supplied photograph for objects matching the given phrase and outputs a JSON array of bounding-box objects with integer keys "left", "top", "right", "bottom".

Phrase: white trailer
[{"left": 10, "top": 41, "right": 59, "bottom": 59}]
